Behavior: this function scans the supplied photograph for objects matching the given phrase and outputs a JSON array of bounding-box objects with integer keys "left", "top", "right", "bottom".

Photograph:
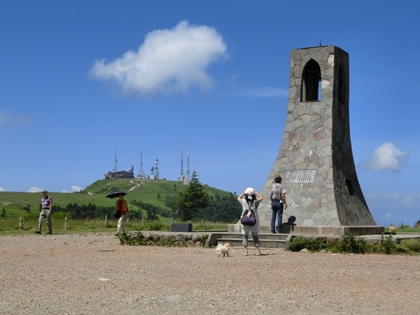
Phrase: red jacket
[{"left": 116, "top": 199, "right": 129, "bottom": 215}]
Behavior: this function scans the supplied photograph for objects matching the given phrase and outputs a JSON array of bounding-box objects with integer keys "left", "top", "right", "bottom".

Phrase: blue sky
[{"left": 1, "top": 0, "right": 419, "bottom": 227}]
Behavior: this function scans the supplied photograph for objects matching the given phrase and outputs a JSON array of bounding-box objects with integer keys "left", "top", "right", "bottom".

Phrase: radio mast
[
  {"left": 155, "top": 159, "right": 159, "bottom": 180},
  {"left": 184, "top": 148, "right": 190, "bottom": 184},
  {"left": 178, "top": 150, "right": 185, "bottom": 182},
  {"left": 138, "top": 148, "right": 145, "bottom": 179},
  {"left": 113, "top": 146, "right": 118, "bottom": 179}
]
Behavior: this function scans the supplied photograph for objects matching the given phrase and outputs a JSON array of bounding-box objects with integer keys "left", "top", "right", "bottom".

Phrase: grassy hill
[{"left": 0, "top": 178, "right": 237, "bottom": 219}]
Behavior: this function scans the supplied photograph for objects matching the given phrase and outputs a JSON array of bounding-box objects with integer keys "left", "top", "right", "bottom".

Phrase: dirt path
[{"left": 0, "top": 233, "right": 419, "bottom": 314}]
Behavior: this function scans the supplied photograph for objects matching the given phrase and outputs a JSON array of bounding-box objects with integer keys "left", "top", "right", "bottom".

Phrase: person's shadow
[
  {"left": 281, "top": 216, "right": 296, "bottom": 233},
  {"left": 287, "top": 216, "right": 296, "bottom": 225}
]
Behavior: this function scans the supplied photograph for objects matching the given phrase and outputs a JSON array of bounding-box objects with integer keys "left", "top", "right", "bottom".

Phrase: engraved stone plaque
[{"left": 285, "top": 170, "right": 316, "bottom": 183}]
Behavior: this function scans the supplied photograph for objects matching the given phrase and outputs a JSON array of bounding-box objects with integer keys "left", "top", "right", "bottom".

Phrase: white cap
[{"left": 244, "top": 187, "right": 254, "bottom": 195}]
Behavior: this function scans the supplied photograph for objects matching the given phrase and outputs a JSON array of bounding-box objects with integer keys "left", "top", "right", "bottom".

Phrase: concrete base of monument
[{"left": 228, "top": 224, "right": 385, "bottom": 235}]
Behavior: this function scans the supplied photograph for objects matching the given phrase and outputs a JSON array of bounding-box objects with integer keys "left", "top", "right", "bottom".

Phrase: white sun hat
[{"left": 244, "top": 187, "right": 255, "bottom": 195}]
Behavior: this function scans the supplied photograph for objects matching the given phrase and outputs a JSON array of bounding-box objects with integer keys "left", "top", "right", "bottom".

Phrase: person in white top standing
[
  {"left": 237, "top": 187, "right": 263, "bottom": 256},
  {"left": 269, "top": 175, "right": 287, "bottom": 233}
]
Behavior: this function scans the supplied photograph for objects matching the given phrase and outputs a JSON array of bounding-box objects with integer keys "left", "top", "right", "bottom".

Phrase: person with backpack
[
  {"left": 237, "top": 187, "right": 263, "bottom": 256},
  {"left": 270, "top": 175, "right": 287, "bottom": 233}
]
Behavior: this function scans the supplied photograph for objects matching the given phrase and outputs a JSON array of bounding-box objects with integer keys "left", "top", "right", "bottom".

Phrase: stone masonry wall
[{"left": 258, "top": 46, "right": 376, "bottom": 227}]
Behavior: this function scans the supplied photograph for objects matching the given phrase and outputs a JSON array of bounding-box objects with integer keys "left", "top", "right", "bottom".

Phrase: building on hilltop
[
  {"left": 103, "top": 148, "right": 193, "bottom": 183},
  {"left": 103, "top": 148, "right": 134, "bottom": 179},
  {"left": 104, "top": 166, "right": 135, "bottom": 180}
]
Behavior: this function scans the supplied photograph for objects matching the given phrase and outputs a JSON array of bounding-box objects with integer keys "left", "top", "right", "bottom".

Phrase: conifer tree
[{"left": 175, "top": 171, "right": 209, "bottom": 221}]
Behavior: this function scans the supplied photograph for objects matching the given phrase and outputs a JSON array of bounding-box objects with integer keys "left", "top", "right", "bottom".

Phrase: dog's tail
[{"left": 216, "top": 243, "right": 223, "bottom": 254}]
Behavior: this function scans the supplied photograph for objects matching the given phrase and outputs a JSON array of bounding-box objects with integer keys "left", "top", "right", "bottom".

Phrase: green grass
[
  {"left": 0, "top": 216, "right": 228, "bottom": 236},
  {"left": 0, "top": 178, "right": 236, "bottom": 219}
]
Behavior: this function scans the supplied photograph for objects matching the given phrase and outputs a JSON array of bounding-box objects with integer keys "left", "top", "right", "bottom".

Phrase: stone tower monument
[{"left": 258, "top": 46, "right": 381, "bottom": 234}]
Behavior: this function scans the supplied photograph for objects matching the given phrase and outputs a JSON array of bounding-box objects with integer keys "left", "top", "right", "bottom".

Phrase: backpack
[
  {"left": 271, "top": 184, "right": 282, "bottom": 201},
  {"left": 240, "top": 209, "right": 257, "bottom": 226}
]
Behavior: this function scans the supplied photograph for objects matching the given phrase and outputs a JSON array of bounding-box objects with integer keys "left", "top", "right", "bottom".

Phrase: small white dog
[{"left": 216, "top": 243, "right": 230, "bottom": 257}]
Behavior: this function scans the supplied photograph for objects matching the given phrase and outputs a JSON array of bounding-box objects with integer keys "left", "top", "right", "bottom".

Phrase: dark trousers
[{"left": 271, "top": 200, "right": 284, "bottom": 232}]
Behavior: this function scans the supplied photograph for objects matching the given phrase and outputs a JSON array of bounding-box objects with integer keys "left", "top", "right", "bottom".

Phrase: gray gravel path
[{"left": 0, "top": 234, "right": 419, "bottom": 314}]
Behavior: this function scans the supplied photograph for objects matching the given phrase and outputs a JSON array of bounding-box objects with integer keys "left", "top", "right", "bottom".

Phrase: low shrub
[
  {"left": 287, "top": 233, "right": 420, "bottom": 255},
  {"left": 199, "top": 234, "right": 209, "bottom": 247},
  {"left": 119, "top": 232, "right": 200, "bottom": 247},
  {"left": 379, "top": 234, "right": 397, "bottom": 255},
  {"left": 338, "top": 233, "right": 369, "bottom": 254},
  {"left": 287, "top": 237, "right": 326, "bottom": 252}
]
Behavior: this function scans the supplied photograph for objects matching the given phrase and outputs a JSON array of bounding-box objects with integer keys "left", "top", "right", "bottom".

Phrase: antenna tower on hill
[
  {"left": 113, "top": 147, "right": 118, "bottom": 178},
  {"left": 178, "top": 150, "right": 185, "bottom": 182},
  {"left": 155, "top": 159, "right": 159, "bottom": 180},
  {"left": 184, "top": 148, "right": 190, "bottom": 184},
  {"left": 138, "top": 149, "right": 145, "bottom": 179}
]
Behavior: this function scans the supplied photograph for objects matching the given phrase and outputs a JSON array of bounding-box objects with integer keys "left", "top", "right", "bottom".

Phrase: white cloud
[
  {"left": 89, "top": 21, "right": 228, "bottom": 96},
  {"left": 0, "top": 110, "right": 35, "bottom": 126},
  {"left": 401, "top": 196, "right": 413, "bottom": 206},
  {"left": 28, "top": 187, "right": 43, "bottom": 193},
  {"left": 0, "top": 187, "right": 5, "bottom": 192},
  {"left": 60, "top": 186, "right": 82, "bottom": 193},
  {"left": 359, "top": 142, "right": 409, "bottom": 171},
  {"left": 382, "top": 213, "right": 392, "bottom": 219},
  {"left": 381, "top": 193, "right": 400, "bottom": 200},
  {"left": 72, "top": 186, "right": 82, "bottom": 192}
]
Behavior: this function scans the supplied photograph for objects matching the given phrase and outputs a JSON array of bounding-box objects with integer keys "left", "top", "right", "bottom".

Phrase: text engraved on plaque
[{"left": 285, "top": 170, "right": 316, "bottom": 183}]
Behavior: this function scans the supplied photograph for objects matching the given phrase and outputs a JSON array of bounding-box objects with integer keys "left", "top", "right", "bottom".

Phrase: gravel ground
[{"left": 1, "top": 233, "right": 419, "bottom": 315}]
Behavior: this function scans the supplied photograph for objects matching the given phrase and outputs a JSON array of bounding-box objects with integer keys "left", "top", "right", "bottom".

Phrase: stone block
[{"left": 171, "top": 223, "right": 192, "bottom": 232}]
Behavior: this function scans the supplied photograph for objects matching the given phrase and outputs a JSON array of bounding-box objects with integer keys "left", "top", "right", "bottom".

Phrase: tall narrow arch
[{"left": 301, "top": 59, "right": 321, "bottom": 102}]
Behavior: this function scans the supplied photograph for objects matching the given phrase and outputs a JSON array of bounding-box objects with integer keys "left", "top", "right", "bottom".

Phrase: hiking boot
[
  {"left": 35, "top": 230, "right": 41, "bottom": 234},
  {"left": 47, "top": 232, "right": 52, "bottom": 235}
]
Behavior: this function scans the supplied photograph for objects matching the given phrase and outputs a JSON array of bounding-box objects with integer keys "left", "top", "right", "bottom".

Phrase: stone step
[
  {"left": 209, "top": 232, "right": 292, "bottom": 249},
  {"left": 216, "top": 232, "right": 289, "bottom": 240},
  {"left": 217, "top": 237, "right": 288, "bottom": 249}
]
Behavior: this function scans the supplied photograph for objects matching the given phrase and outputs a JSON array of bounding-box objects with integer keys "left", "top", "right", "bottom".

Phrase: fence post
[
  {"left": 105, "top": 215, "right": 108, "bottom": 226},
  {"left": 19, "top": 217, "right": 22, "bottom": 229},
  {"left": 171, "top": 217, "right": 174, "bottom": 224},
  {"left": 65, "top": 217, "right": 68, "bottom": 230},
  {"left": 142, "top": 216, "right": 144, "bottom": 226}
]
